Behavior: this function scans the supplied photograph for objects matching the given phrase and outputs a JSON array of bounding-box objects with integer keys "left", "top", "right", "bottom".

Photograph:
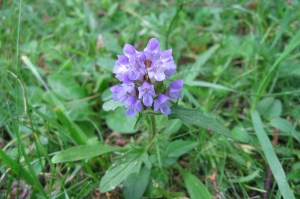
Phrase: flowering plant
[{"left": 110, "top": 38, "right": 183, "bottom": 117}]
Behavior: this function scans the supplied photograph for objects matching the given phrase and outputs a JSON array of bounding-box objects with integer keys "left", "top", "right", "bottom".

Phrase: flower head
[
  {"left": 110, "top": 38, "right": 183, "bottom": 116},
  {"left": 167, "top": 80, "right": 184, "bottom": 99},
  {"left": 125, "top": 96, "right": 143, "bottom": 117},
  {"left": 154, "top": 94, "right": 171, "bottom": 115},
  {"left": 138, "top": 82, "right": 156, "bottom": 107}
]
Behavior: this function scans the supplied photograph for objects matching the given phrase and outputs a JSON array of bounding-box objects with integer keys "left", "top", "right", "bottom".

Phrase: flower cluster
[{"left": 110, "top": 38, "right": 183, "bottom": 117}]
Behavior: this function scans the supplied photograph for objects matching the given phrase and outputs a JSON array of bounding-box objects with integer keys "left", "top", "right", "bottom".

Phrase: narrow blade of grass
[{"left": 251, "top": 111, "right": 295, "bottom": 199}]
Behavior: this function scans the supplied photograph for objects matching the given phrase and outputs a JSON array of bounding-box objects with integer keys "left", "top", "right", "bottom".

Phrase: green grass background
[{"left": 1, "top": 0, "right": 300, "bottom": 198}]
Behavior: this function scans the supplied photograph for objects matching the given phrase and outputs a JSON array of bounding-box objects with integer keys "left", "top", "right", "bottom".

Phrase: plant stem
[
  {"left": 149, "top": 114, "right": 156, "bottom": 139},
  {"left": 146, "top": 114, "right": 156, "bottom": 151}
]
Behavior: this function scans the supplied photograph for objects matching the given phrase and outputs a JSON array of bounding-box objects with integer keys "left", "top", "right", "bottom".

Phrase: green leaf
[
  {"left": 102, "top": 99, "right": 124, "bottom": 111},
  {"left": 166, "top": 140, "right": 197, "bottom": 158},
  {"left": 51, "top": 144, "right": 119, "bottom": 163},
  {"left": 270, "top": 117, "right": 300, "bottom": 142},
  {"left": 47, "top": 74, "right": 85, "bottom": 100},
  {"left": 178, "top": 166, "right": 212, "bottom": 199},
  {"left": 55, "top": 107, "right": 88, "bottom": 144},
  {"left": 106, "top": 108, "right": 138, "bottom": 134},
  {"left": 122, "top": 166, "right": 151, "bottom": 199},
  {"left": 251, "top": 111, "right": 295, "bottom": 199},
  {"left": 253, "top": 28, "right": 300, "bottom": 109},
  {"left": 100, "top": 152, "right": 149, "bottom": 193},
  {"left": 179, "top": 45, "right": 219, "bottom": 81},
  {"left": 0, "top": 149, "right": 34, "bottom": 185},
  {"left": 97, "top": 57, "right": 115, "bottom": 72},
  {"left": 257, "top": 97, "right": 282, "bottom": 120},
  {"left": 0, "top": 149, "right": 47, "bottom": 196},
  {"left": 169, "top": 105, "right": 233, "bottom": 139},
  {"left": 185, "top": 80, "right": 234, "bottom": 92}
]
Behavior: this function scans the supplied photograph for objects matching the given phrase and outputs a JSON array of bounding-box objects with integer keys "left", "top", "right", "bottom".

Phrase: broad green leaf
[
  {"left": 169, "top": 105, "right": 233, "bottom": 139},
  {"left": 122, "top": 166, "right": 151, "bottom": 199},
  {"left": 257, "top": 97, "right": 282, "bottom": 120},
  {"left": 106, "top": 108, "right": 138, "bottom": 134},
  {"left": 52, "top": 144, "right": 118, "bottom": 163},
  {"left": 270, "top": 117, "right": 300, "bottom": 142},
  {"left": 231, "top": 126, "right": 251, "bottom": 143},
  {"left": 251, "top": 111, "right": 295, "bottom": 199},
  {"left": 178, "top": 166, "right": 212, "bottom": 199},
  {"left": 100, "top": 152, "right": 149, "bottom": 193},
  {"left": 102, "top": 99, "right": 124, "bottom": 111},
  {"left": 97, "top": 57, "right": 115, "bottom": 72},
  {"left": 166, "top": 140, "right": 198, "bottom": 158},
  {"left": 47, "top": 74, "right": 85, "bottom": 100},
  {"left": 162, "top": 119, "right": 182, "bottom": 137}
]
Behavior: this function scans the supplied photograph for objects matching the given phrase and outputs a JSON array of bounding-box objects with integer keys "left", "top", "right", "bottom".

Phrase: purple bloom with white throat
[
  {"left": 110, "top": 83, "right": 135, "bottom": 102},
  {"left": 138, "top": 82, "right": 156, "bottom": 107},
  {"left": 167, "top": 80, "right": 184, "bottom": 99},
  {"left": 109, "top": 37, "right": 183, "bottom": 116},
  {"left": 125, "top": 96, "right": 143, "bottom": 117},
  {"left": 154, "top": 94, "right": 171, "bottom": 115}
]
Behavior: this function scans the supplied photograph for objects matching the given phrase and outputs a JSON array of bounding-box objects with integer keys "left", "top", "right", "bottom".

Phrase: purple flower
[
  {"left": 113, "top": 45, "right": 146, "bottom": 83},
  {"left": 110, "top": 83, "right": 135, "bottom": 102},
  {"left": 154, "top": 94, "right": 171, "bottom": 115},
  {"left": 138, "top": 82, "right": 156, "bottom": 107},
  {"left": 167, "top": 80, "right": 184, "bottom": 99},
  {"left": 143, "top": 38, "right": 176, "bottom": 82},
  {"left": 110, "top": 38, "right": 183, "bottom": 117},
  {"left": 125, "top": 96, "right": 143, "bottom": 117}
]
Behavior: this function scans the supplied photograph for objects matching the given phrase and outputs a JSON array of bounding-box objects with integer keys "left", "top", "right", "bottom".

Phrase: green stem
[
  {"left": 149, "top": 114, "right": 156, "bottom": 139},
  {"left": 146, "top": 115, "right": 156, "bottom": 151}
]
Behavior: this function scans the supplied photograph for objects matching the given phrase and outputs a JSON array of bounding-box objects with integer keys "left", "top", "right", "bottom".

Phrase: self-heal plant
[{"left": 110, "top": 38, "right": 183, "bottom": 116}]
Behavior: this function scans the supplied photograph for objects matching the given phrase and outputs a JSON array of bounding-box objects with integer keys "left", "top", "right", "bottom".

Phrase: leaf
[
  {"left": 0, "top": 149, "right": 35, "bottom": 185},
  {"left": 47, "top": 74, "right": 85, "bottom": 100},
  {"left": 180, "top": 45, "right": 220, "bottom": 81},
  {"left": 178, "top": 166, "right": 212, "bottom": 199},
  {"left": 0, "top": 149, "right": 47, "bottom": 196},
  {"left": 169, "top": 105, "right": 233, "bottom": 139},
  {"left": 100, "top": 152, "right": 149, "bottom": 193},
  {"left": 55, "top": 107, "right": 88, "bottom": 144},
  {"left": 106, "top": 108, "right": 138, "bottom": 134},
  {"left": 251, "top": 111, "right": 295, "bottom": 199},
  {"left": 166, "top": 140, "right": 197, "bottom": 158},
  {"left": 185, "top": 80, "right": 234, "bottom": 92},
  {"left": 102, "top": 99, "right": 124, "bottom": 111},
  {"left": 97, "top": 57, "right": 115, "bottom": 72},
  {"left": 51, "top": 144, "right": 119, "bottom": 163},
  {"left": 257, "top": 97, "right": 282, "bottom": 120},
  {"left": 253, "top": 28, "right": 300, "bottom": 108},
  {"left": 122, "top": 166, "right": 151, "bottom": 199},
  {"left": 270, "top": 118, "right": 300, "bottom": 142}
]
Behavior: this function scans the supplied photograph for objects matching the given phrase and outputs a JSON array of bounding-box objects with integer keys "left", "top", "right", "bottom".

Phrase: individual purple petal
[
  {"left": 123, "top": 44, "right": 136, "bottom": 57},
  {"left": 138, "top": 82, "right": 156, "bottom": 107},
  {"left": 125, "top": 96, "right": 143, "bottom": 117},
  {"left": 110, "top": 83, "right": 135, "bottom": 102},
  {"left": 167, "top": 80, "right": 184, "bottom": 99},
  {"left": 163, "top": 61, "right": 176, "bottom": 77},
  {"left": 147, "top": 64, "right": 166, "bottom": 82},
  {"left": 144, "top": 38, "right": 160, "bottom": 54},
  {"left": 154, "top": 94, "right": 171, "bottom": 115},
  {"left": 160, "top": 49, "right": 173, "bottom": 62}
]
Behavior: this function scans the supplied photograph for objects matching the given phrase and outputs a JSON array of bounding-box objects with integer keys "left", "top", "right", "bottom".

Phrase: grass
[{"left": 1, "top": 0, "right": 300, "bottom": 198}]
